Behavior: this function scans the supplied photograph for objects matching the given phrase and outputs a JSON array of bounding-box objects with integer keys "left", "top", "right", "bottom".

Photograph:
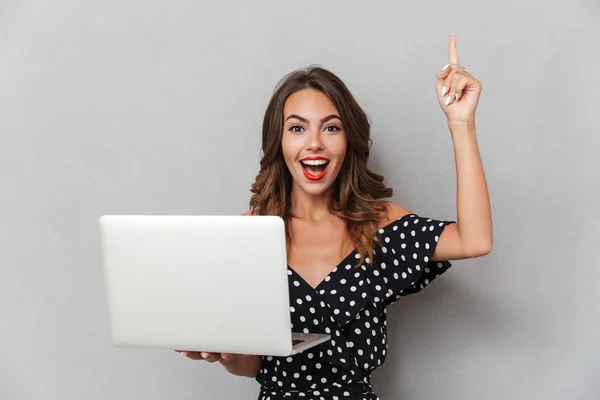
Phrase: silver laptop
[{"left": 99, "top": 215, "right": 330, "bottom": 357}]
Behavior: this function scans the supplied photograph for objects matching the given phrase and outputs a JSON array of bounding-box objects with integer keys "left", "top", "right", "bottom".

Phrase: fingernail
[
  {"left": 201, "top": 352, "right": 209, "bottom": 358},
  {"left": 181, "top": 351, "right": 188, "bottom": 356},
  {"left": 452, "top": 32, "right": 456, "bottom": 36},
  {"left": 445, "top": 96, "right": 452, "bottom": 106},
  {"left": 455, "top": 93, "right": 459, "bottom": 101},
  {"left": 442, "top": 64, "right": 450, "bottom": 71},
  {"left": 441, "top": 86, "right": 447, "bottom": 96},
  {"left": 221, "top": 354, "right": 228, "bottom": 359}
]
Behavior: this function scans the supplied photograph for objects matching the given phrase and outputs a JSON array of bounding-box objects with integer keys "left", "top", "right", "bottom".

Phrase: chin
[
  {"left": 293, "top": 172, "right": 339, "bottom": 197},
  {"left": 300, "top": 182, "right": 333, "bottom": 196}
]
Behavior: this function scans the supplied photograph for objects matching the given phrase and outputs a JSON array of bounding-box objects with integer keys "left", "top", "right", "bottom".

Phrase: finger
[
  {"left": 220, "top": 353, "right": 250, "bottom": 362},
  {"left": 444, "top": 71, "right": 457, "bottom": 106},
  {"left": 454, "top": 74, "right": 469, "bottom": 101},
  {"left": 440, "top": 72, "right": 455, "bottom": 102},
  {"left": 181, "top": 351, "right": 205, "bottom": 360},
  {"left": 448, "top": 33, "right": 459, "bottom": 66},
  {"left": 437, "top": 64, "right": 452, "bottom": 81},
  {"left": 202, "top": 352, "right": 221, "bottom": 363},
  {"left": 444, "top": 89, "right": 455, "bottom": 106}
]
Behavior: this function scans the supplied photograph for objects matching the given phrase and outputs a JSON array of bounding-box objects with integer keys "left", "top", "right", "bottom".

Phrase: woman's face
[{"left": 281, "top": 89, "right": 347, "bottom": 197}]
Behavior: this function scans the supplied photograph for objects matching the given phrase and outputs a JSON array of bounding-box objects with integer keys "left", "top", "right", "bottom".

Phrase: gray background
[{"left": 1, "top": 0, "right": 598, "bottom": 399}]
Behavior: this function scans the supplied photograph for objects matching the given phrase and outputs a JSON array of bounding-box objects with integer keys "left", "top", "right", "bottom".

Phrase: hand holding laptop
[
  {"left": 175, "top": 350, "right": 262, "bottom": 377},
  {"left": 175, "top": 350, "right": 249, "bottom": 363}
]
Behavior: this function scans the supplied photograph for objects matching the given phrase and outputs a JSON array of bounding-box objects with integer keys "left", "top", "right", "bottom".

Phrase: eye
[
  {"left": 324, "top": 125, "right": 341, "bottom": 133},
  {"left": 288, "top": 125, "right": 304, "bottom": 133}
]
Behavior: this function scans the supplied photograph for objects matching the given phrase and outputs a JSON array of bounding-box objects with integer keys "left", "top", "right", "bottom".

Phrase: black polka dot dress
[{"left": 256, "top": 214, "right": 455, "bottom": 400}]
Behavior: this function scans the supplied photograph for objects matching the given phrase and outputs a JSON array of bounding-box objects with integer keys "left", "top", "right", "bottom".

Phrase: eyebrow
[{"left": 285, "top": 114, "right": 342, "bottom": 124}]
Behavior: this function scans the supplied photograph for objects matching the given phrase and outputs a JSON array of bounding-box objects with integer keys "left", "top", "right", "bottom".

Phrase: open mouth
[{"left": 300, "top": 159, "right": 330, "bottom": 181}]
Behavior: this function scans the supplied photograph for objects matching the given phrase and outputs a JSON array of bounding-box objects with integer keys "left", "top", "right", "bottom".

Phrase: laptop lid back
[{"left": 99, "top": 215, "right": 293, "bottom": 356}]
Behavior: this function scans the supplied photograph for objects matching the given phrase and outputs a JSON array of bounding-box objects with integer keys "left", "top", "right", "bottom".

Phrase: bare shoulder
[{"left": 378, "top": 201, "right": 413, "bottom": 228}]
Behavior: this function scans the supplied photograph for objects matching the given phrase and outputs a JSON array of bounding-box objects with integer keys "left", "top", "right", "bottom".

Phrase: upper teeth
[{"left": 301, "top": 159, "right": 328, "bottom": 166}]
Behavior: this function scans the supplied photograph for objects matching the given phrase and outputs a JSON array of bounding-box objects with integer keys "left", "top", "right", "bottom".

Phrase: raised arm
[{"left": 432, "top": 33, "right": 492, "bottom": 260}]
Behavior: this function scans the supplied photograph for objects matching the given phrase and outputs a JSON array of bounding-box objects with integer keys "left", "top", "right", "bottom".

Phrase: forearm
[
  {"left": 220, "top": 355, "right": 262, "bottom": 378},
  {"left": 449, "top": 120, "right": 493, "bottom": 255}
]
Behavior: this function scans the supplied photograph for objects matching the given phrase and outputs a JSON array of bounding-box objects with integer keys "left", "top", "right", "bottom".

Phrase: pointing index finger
[{"left": 448, "top": 33, "right": 459, "bottom": 66}]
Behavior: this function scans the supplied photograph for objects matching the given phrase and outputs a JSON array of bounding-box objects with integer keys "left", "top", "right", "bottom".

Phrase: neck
[{"left": 290, "top": 185, "right": 334, "bottom": 223}]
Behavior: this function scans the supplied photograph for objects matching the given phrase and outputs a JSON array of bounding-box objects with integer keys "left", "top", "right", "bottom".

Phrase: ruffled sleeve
[{"left": 369, "top": 213, "right": 456, "bottom": 306}]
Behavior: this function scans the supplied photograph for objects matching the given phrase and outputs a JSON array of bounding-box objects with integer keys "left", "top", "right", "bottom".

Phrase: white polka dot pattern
[{"left": 256, "top": 214, "right": 454, "bottom": 399}]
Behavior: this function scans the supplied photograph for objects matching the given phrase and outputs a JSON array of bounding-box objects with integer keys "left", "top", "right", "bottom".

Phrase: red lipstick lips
[{"left": 300, "top": 157, "right": 330, "bottom": 181}]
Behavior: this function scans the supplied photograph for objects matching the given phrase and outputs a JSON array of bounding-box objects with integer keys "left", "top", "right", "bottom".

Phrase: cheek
[
  {"left": 280, "top": 136, "right": 297, "bottom": 167},
  {"left": 331, "top": 137, "right": 348, "bottom": 162}
]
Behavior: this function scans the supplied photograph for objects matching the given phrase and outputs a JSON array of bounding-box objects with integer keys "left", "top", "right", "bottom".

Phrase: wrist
[
  {"left": 448, "top": 119, "right": 476, "bottom": 138},
  {"left": 448, "top": 119, "right": 475, "bottom": 128}
]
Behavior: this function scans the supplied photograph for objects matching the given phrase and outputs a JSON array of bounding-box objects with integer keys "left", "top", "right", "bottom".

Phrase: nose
[{"left": 306, "top": 130, "right": 324, "bottom": 151}]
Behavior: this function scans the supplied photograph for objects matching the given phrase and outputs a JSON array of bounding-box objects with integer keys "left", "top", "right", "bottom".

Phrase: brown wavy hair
[{"left": 249, "top": 65, "right": 393, "bottom": 266}]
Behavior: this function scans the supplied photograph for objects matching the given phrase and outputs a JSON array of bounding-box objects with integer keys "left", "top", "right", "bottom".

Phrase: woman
[{"left": 178, "top": 33, "right": 492, "bottom": 399}]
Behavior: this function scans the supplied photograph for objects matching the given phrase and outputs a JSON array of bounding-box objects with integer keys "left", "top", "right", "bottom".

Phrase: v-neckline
[
  {"left": 287, "top": 249, "right": 358, "bottom": 291},
  {"left": 285, "top": 215, "right": 410, "bottom": 291}
]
